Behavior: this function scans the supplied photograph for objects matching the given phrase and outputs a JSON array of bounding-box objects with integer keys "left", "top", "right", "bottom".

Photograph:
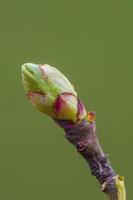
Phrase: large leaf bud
[{"left": 21, "top": 63, "right": 86, "bottom": 122}]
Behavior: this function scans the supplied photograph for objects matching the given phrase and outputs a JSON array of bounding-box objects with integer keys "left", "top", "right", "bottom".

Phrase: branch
[
  {"left": 56, "top": 119, "right": 126, "bottom": 200},
  {"left": 21, "top": 63, "right": 126, "bottom": 200}
]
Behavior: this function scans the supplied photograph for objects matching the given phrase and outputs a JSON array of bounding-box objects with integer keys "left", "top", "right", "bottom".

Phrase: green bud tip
[{"left": 21, "top": 63, "right": 87, "bottom": 122}]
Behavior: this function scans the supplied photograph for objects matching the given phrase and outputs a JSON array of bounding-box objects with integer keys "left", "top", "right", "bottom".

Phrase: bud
[
  {"left": 86, "top": 111, "right": 96, "bottom": 123},
  {"left": 21, "top": 63, "right": 87, "bottom": 121}
]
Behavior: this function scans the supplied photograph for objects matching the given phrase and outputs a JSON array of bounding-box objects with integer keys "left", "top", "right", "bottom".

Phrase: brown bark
[{"left": 56, "top": 119, "right": 118, "bottom": 200}]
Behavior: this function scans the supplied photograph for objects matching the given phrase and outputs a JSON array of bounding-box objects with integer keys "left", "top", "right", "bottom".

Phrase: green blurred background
[{"left": 0, "top": 0, "right": 132, "bottom": 199}]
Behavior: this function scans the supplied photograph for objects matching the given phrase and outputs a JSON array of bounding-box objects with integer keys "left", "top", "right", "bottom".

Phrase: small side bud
[{"left": 86, "top": 111, "right": 96, "bottom": 123}]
